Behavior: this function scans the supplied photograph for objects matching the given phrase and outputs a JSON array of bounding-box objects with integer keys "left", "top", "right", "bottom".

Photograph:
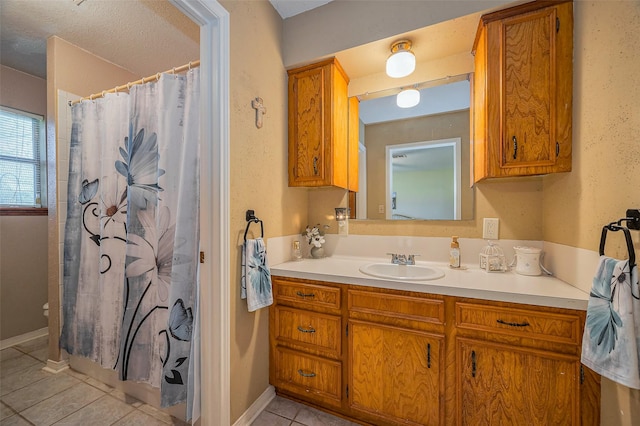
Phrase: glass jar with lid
[{"left": 479, "top": 241, "right": 507, "bottom": 272}]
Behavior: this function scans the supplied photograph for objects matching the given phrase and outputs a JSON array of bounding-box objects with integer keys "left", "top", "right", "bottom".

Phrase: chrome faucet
[{"left": 387, "top": 253, "right": 419, "bottom": 265}]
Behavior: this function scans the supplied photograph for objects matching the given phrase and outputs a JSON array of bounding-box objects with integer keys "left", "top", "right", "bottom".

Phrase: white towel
[
  {"left": 581, "top": 256, "right": 640, "bottom": 389},
  {"left": 241, "top": 238, "right": 273, "bottom": 312}
]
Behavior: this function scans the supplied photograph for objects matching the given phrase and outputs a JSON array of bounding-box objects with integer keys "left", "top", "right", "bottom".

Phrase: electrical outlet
[
  {"left": 483, "top": 218, "right": 499, "bottom": 240},
  {"left": 378, "top": 204, "right": 385, "bottom": 214}
]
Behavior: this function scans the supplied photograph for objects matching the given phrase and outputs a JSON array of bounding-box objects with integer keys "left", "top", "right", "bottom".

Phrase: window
[{"left": 0, "top": 106, "right": 46, "bottom": 208}]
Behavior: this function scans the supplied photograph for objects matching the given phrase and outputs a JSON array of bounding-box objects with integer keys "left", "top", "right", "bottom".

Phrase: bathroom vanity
[{"left": 270, "top": 257, "right": 600, "bottom": 426}]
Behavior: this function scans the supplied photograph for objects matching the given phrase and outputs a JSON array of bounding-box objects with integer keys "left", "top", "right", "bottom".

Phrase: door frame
[{"left": 170, "top": 0, "right": 230, "bottom": 424}]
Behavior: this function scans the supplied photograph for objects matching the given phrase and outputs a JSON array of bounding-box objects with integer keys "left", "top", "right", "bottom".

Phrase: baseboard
[
  {"left": 232, "top": 385, "right": 275, "bottom": 426},
  {"left": 0, "top": 327, "right": 48, "bottom": 350},
  {"left": 43, "top": 358, "right": 69, "bottom": 374}
]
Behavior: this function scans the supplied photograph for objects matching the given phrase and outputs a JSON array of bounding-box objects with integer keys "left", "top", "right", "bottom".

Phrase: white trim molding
[
  {"left": 170, "top": 0, "right": 230, "bottom": 424},
  {"left": 232, "top": 386, "right": 276, "bottom": 426},
  {"left": 0, "top": 327, "right": 48, "bottom": 350}
]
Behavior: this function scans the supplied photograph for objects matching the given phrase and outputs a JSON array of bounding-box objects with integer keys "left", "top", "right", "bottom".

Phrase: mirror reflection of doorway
[{"left": 385, "top": 137, "right": 461, "bottom": 220}]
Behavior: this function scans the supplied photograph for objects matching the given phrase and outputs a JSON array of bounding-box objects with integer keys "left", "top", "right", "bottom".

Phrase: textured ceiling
[
  {"left": 0, "top": 0, "right": 199, "bottom": 79},
  {"left": 269, "top": 0, "right": 333, "bottom": 19}
]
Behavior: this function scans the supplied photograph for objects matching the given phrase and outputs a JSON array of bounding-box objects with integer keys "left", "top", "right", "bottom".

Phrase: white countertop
[{"left": 270, "top": 255, "right": 590, "bottom": 310}]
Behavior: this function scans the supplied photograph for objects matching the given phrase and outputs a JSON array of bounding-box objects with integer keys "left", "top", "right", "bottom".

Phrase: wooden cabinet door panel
[
  {"left": 349, "top": 320, "right": 444, "bottom": 426},
  {"left": 289, "top": 66, "right": 326, "bottom": 184},
  {"left": 457, "top": 337, "right": 579, "bottom": 425},
  {"left": 502, "top": 8, "right": 556, "bottom": 167}
]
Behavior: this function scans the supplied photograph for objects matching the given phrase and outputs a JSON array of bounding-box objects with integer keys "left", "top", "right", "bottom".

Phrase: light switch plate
[{"left": 483, "top": 218, "right": 499, "bottom": 239}]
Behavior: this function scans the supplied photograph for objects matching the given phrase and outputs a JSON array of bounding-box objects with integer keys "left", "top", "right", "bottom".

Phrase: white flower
[{"left": 311, "top": 235, "right": 325, "bottom": 248}]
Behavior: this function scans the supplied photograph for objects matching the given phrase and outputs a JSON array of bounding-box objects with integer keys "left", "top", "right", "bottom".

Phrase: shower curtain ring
[
  {"left": 126, "top": 82, "right": 132, "bottom": 91},
  {"left": 102, "top": 90, "right": 107, "bottom": 98},
  {"left": 156, "top": 72, "right": 161, "bottom": 81},
  {"left": 188, "top": 61, "right": 192, "bottom": 70}
]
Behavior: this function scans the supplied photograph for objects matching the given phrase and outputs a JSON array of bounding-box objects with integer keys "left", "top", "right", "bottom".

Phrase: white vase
[{"left": 310, "top": 246, "right": 325, "bottom": 259}]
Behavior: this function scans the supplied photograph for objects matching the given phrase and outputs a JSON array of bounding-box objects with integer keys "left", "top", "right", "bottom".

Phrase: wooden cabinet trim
[
  {"left": 273, "top": 278, "right": 341, "bottom": 311},
  {"left": 273, "top": 346, "right": 343, "bottom": 407},
  {"left": 455, "top": 301, "right": 582, "bottom": 345},
  {"left": 274, "top": 306, "right": 342, "bottom": 359},
  {"left": 348, "top": 288, "right": 445, "bottom": 325}
]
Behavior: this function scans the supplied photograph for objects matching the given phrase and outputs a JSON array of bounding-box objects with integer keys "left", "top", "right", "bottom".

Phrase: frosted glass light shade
[
  {"left": 386, "top": 40, "right": 416, "bottom": 78},
  {"left": 396, "top": 89, "right": 420, "bottom": 108},
  {"left": 386, "top": 51, "right": 415, "bottom": 78}
]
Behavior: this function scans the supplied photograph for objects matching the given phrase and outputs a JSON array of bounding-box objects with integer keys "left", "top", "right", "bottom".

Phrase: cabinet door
[
  {"left": 457, "top": 338, "right": 579, "bottom": 425},
  {"left": 349, "top": 320, "right": 444, "bottom": 426},
  {"left": 502, "top": 7, "right": 558, "bottom": 168},
  {"left": 288, "top": 65, "right": 328, "bottom": 186}
]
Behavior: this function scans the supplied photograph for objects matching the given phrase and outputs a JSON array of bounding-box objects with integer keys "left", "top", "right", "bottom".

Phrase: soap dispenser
[{"left": 449, "top": 236, "right": 461, "bottom": 268}]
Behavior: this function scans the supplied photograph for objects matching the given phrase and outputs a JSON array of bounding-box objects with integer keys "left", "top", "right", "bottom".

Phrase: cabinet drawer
[
  {"left": 274, "top": 346, "right": 342, "bottom": 407},
  {"left": 274, "top": 306, "right": 341, "bottom": 358},
  {"left": 348, "top": 289, "right": 445, "bottom": 325},
  {"left": 274, "top": 278, "right": 341, "bottom": 311},
  {"left": 455, "top": 302, "right": 582, "bottom": 345}
]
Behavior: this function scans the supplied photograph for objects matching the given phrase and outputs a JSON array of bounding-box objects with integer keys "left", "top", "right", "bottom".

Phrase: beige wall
[
  {"left": 364, "top": 110, "right": 473, "bottom": 221},
  {"left": 46, "top": 36, "right": 140, "bottom": 361},
  {"left": 219, "top": 0, "right": 308, "bottom": 422},
  {"left": 0, "top": 65, "right": 48, "bottom": 340},
  {"left": 543, "top": 2, "right": 640, "bottom": 424},
  {"left": 0, "top": 216, "right": 49, "bottom": 340}
]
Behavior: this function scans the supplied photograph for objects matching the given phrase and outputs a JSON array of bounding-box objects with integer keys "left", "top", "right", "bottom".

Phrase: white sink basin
[{"left": 359, "top": 263, "right": 445, "bottom": 281}]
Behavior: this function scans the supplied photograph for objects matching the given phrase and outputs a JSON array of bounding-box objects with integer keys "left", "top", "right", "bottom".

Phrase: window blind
[{"left": 0, "top": 106, "right": 46, "bottom": 207}]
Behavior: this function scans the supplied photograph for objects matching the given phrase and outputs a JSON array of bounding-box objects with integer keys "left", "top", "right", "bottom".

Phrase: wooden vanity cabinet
[
  {"left": 347, "top": 289, "right": 446, "bottom": 426},
  {"left": 287, "top": 58, "right": 358, "bottom": 191},
  {"left": 269, "top": 277, "right": 345, "bottom": 409},
  {"left": 472, "top": 1, "right": 573, "bottom": 182},
  {"left": 269, "top": 277, "right": 600, "bottom": 425},
  {"left": 454, "top": 300, "right": 600, "bottom": 426}
]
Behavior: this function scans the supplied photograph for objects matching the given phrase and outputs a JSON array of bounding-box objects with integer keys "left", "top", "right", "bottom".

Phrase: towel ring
[
  {"left": 599, "top": 223, "right": 636, "bottom": 269},
  {"left": 244, "top": 209, "right": 264, "bottom": 242}
]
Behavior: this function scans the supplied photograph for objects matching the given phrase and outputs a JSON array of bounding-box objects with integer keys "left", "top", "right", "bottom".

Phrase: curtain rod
[{"left": 69, "top": 60, "right": 200, "bottom": 106}]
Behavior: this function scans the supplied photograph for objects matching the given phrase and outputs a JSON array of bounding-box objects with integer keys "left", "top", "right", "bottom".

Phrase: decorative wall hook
[{"left": 251, "top": 97, "right": 266, "bottom": 129}]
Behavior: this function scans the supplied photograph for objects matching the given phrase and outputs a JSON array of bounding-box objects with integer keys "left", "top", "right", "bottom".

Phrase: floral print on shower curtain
[{"left": 60, "top": 70, "right": 200, "bottom": 415}]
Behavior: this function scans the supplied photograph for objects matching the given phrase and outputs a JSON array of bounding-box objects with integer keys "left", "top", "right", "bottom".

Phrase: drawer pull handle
[
  {"left": 313, "top": 157, "right": 319, "bottom": 175},
  {"left": 496, "top": 319, "right": 531, "bottom": 327},
  {"left": 297, "top": 325, "right": 316, "bottom": 333},
  {"left": 512, "top": 136, "right": 518, "bottom": 159},
  {"left": 296, "top": 291, "right": 315, "bottom": 298},
  {"left": 297, "top": 369, "right": 316, "bottom": 378},
  {"left": 427, "top": 343, "right": 431, "bottom": 369},
  {"left": 471, "top": 350, "right": 477, "bottom": 378}
]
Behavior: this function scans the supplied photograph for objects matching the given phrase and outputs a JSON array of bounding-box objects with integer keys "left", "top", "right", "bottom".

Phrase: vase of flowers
[{"left": 304, "top": 224, "right": 327, "bottom": 258}]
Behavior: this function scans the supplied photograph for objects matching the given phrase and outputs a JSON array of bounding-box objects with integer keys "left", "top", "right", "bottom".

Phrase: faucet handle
[
  {"left": 386, "top": 253, "right": 399, "bottom": 264},
  {"left": 406, "top": 254, "right": 420, "bottom": 265}
]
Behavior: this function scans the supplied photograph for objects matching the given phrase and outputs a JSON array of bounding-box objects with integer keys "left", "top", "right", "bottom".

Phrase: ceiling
[
  {"left": 0, "top": 0, "right": 199, "bottom": 79},
  {"left": 269, "top": 0, "right": 333, "bottom": 19},
  {"left": 0, "top": 0, "right": 332, "bottom": 80}
]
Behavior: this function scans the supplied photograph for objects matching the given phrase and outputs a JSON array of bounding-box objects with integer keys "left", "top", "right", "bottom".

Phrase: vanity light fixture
[
  {"left": 335, "top": 207, "right": 350, "bottom": 236},
  {"left": 396, "top": 88, "right": 420, "bottom": 108},
  {"left": 386, "top": 40, "right": 416, "bottom": 78}
]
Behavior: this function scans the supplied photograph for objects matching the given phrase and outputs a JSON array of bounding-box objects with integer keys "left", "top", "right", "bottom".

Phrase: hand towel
[
  {"left": 241, "top": 238, "right": 273, "bottom": 312},
  {"left": 581, "top": 256, "right": 640, "bottom": 389}
]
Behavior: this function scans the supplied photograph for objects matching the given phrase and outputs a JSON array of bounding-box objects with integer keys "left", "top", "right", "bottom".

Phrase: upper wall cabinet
[
  {"left": 288, "top": 58, "right": 358, "bottom": 190},
  {"left": 472, "top": 1, "right": 573, "bottom": 183}
]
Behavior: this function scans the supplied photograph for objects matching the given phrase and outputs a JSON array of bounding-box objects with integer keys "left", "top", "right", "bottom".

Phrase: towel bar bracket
[
  {"left": 626, "top": 209, "right": 640, "bottom": 230},
  {"left": 244, "top": 209, "right": 264, "bottom": 242}
]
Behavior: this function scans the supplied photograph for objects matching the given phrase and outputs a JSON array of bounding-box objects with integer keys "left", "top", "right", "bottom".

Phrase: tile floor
[
  {"left": 1, "top": 336, "right": 356, "bottom": 426},
  {"left": 1, "top": 336, "right": 188, "bottom": 425},
  {"left": 251, "top": 396, "right": 359, "bottom": 426}
]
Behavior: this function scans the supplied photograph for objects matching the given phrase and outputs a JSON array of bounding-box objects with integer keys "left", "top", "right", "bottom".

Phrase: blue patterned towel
[
  {"left": 581, "top": 256, "right": 640, "bottom": 389},
  {"left": 241, "top": 238, "right": 273, "bottom": 312}
]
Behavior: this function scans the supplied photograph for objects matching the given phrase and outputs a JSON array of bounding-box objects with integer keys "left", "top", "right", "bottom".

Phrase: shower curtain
[{"left": 60, "top": 69, "right": 200, "bottom": 416}]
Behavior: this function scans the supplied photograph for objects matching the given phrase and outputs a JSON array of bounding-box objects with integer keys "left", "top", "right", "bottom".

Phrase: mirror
[{"left": 352, "top": 77, "right": 473, "bottom": 220}]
